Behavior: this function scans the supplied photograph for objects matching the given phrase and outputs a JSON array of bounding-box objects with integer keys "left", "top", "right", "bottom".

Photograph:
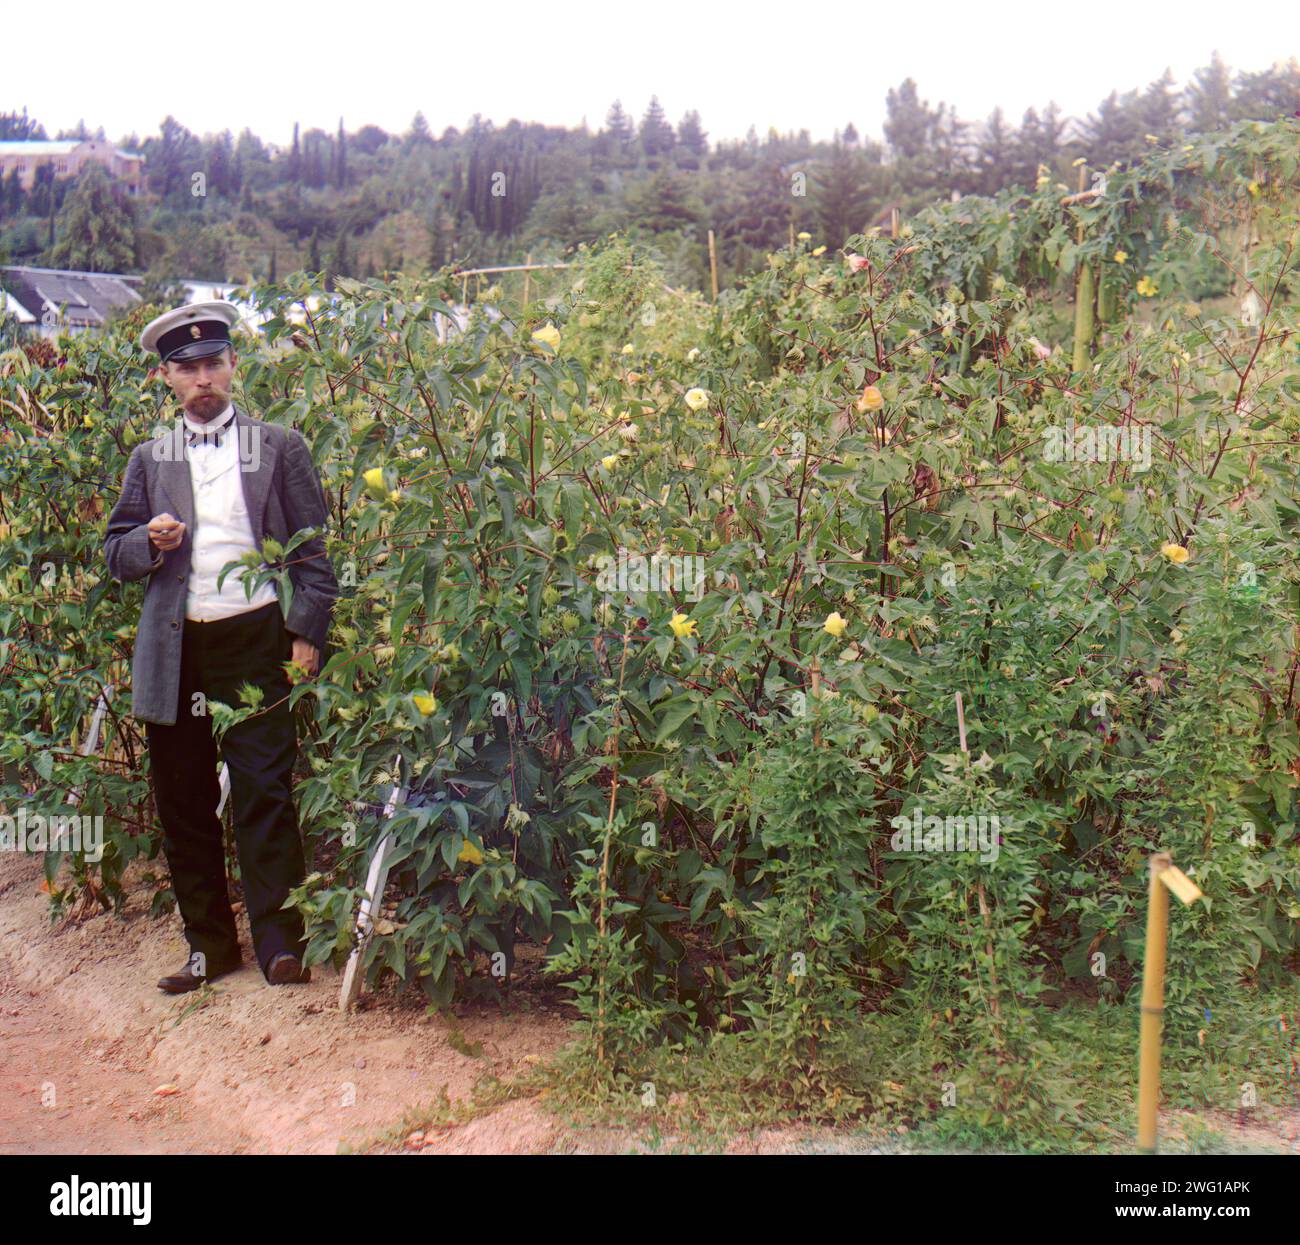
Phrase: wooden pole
[
  {"left": 1071, "top": 162, "right": 1095, "bottom": 375},
  {"left": 521, "top": 252, "right": 532, "bottom": 307},
  {"left": 707, "top": 229, "right": 719, "bottom": 302},
  {"left": 810, "top": 657, "right": 822, "bottom": 748},
  {"left": 1137, "top": 850, "right": 1173, "bottom": 1152},
  {"left": 957, "top": 691, "right": 999, "bottom": 1022},
  {"left": 890, "top": 206, "right": 900, "bottom": 239}
]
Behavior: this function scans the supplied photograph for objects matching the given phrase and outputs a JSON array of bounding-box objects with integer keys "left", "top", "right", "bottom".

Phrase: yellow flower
[
  {"left": 855, "top": 384, "right": 884, "bottom": 413},
  {"left": 1136, "top": 276, "right": 1158, "bottom": 297},
  {"left": 388, "top": 489, "right": 402, "bottom": 504},
  {"left": 1071, "top": 156, "right": 1087, "bottom": 167},
  {"left": 1247, "top": 180, "right": 1260, "bottom": 197},
  {"left": 363, "top": 466, "right": 387, "bottom": 498},
  {"left": 621, "top": 343, "right": 635, "bottom": 355},
  {"left": 412, "top": 693, "right": 439, "bottom": 716},
  {"left": 669, "top": 612, "right": 697, "bottom": 639},
  {"left": 823, "top": 611, "right": 848, "bottom": 637},
  {"left": 457, "top": 840, "right": 484, "bottom": 866},
  {"left": 1160, "top": 543, "right": 1189, "bottom": 564},
  {"left": 1113, "top": 250, "right": 1128, "bottom": 264},
  {"left": 601, "top": 454, "right": 619, "bottom": 470},
  {"left": 530, "top": 321, "right": 561, "bottom": 351},
  {"left": 1144, "top": 133, "right": 1160, "bottom": 144},
  {"left": 796, "top": 231, "right": 811, "bottom": 241},
  {"left": 684, "top": 387, "right": 709, "bottom": 411},
  {"left": 811, "top": 245, "right": 827, "bottom": 257}
]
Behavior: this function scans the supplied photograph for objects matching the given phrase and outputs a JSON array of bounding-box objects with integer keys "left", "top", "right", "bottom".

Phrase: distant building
[
  {"left": 0, "top": 264, "right": 141, "bottom": 336},
  {"left": 0, "top": 139, "right": 144, "bottom": 195},
  {"left": 0, "top": 265, "right": 262, "bottom": 340}
]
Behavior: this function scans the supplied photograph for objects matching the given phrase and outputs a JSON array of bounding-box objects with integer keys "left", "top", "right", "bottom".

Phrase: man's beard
[{"left": 186, "top": 391, "right": 229, "bottom": 421}]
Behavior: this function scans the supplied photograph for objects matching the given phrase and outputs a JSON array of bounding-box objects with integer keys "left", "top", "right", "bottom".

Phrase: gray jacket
[{"left": 104, "top": 405, "right": 338, "bottom": 725}]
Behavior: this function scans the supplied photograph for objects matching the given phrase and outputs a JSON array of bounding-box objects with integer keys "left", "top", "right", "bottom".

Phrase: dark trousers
[{"left": 145, "top": 601, "right": 307, "bottom": 978}]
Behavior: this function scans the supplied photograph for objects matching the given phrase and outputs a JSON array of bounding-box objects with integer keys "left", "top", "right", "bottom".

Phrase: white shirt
[{"left": 180, "top": 403, "right": 278, "bottom": 621}]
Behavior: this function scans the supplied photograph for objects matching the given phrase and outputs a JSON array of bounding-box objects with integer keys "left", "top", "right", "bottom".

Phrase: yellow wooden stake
[
  {"left": 810, "top": 657, "right": 822, "bottom": 748},
  {"left": 1136, "top": 849, "right": 1203, "bottom": 1153}
]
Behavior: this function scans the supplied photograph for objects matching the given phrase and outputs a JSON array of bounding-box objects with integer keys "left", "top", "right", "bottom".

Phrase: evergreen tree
[
  {"left": 336, "top": 118, "right": 347, "bottom": 188},
  {"left": 974, "top": 107, "right": 1015, "bottom": 195},
  {"left": 289, "top": 121, "right": 301, "bottom": 183},
  {"left": 326, "top": 225, "right": 349, "bottom": 291},
  {"left": 308, "top": 226, "right": 321, "bottom": 275},
  {"left": 1085, "top": 89, "right": 1145, "bottom": 165},
  {"left": 1137, "top": 69, "right": 1181, "bottom": 139},
  {"left": 1185, "top": 52, "right": 1234, "bottom": 133},
  {"left": 0, "top": 166, "right": 23, "bottom": 221},
  {"left": 640, "top": 95, "right": 676, "bottom": 159},
  {"left": 814, "top": 141, "right": 872, "bottom": 248},
  {"left": 406, "top": 111, "right": 434, "bottom": 150},
  {"left": 146, "top": 115, "right": 200, "bottom": 200},
  {"left": 677, "top": 110, "right": 709, "bottom": 157},
  {"left": 1007, "top": 103, "right": 1064, "bottom": 188},
  {"left": 1232, "top": 59, "right": 1300, "bottom": 121},
  {"left": 604, "top": 99, "right": 634, "bottom": 161},
  {"left": 884, "top": 79, "right": 934, "bottom": 160},
  {"left": 28, "top": 162, "right": 56, "bottom": 218},
  {"left": 0, "top": 107, "right": 47, "bottom": 140},
  {"left": 204, "top": 130, "right": 234, "bottom": 197},
  {"left": 268, "top": 244, "right": 277, "bottom": 282},
  {"left": 626, "top": 166, "right": 697, "bottom": 233},
  {"left": 47, "top": 163, "right": 136, "bottom": 272}
]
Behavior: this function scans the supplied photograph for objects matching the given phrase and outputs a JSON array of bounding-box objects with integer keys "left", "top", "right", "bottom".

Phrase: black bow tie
[{"left": 186, "top": 415, "right": 234, "bottom": 447}]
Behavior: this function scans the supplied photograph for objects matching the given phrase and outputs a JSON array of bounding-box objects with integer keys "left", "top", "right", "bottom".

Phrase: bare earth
[
  {"left": 2, "top": 847, "right": 1295, "bottom": 1156},
  {"left": 0, "top": 848, "right": 569, "bottom": 1154}
]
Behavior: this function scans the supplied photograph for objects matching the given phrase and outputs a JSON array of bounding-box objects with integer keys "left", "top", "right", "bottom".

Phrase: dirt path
[
  {"left": 0, "top": 849, "right": 569, "bottom": 1154},
  {"left": 4, "top": 848, "right": 1295, "bottom": 1156}
]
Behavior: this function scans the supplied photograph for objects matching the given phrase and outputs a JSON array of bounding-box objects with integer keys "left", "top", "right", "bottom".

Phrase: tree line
[{"left": 0, "top": 52, "right": 1297, "bottom": 294}]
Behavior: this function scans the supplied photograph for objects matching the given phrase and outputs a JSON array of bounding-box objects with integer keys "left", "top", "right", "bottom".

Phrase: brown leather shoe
[
  {"left": 157, "top": 951, "right": 240, "bottom": 993},
  {"left": 265, "top": 951, "right": 310, "bottom": 985}
]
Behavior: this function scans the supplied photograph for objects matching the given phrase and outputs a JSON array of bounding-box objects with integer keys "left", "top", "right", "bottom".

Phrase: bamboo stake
[
  {"left": 1134, "top": 850, "right": 1205, "bottom": 1150},
  {"left": 810, "top": 657, "right": 822, "bottom": 748},
  {"left": 707, "top": 229, "right": 719, "bottom": 302},
  {"left": 1137, "top": 851, "right": 1172, "bottom": 1152},
  {"left": 957, "top": 692, "right": 1000, "bottom": 1023},
  {"left": 595, "top": 625, "right": 633, "bottom": 1068},
  {"left": 1071, "top": 162, "right": 1096, "bottom": 375},
  {"left": 521, "top": 252, "right": 532, "bottom": 307}
]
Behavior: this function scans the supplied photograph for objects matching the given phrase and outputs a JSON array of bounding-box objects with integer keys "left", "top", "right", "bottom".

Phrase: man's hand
[
  {"left": 147, "top": 513, "right": 186, "bottom": 552},
  {"left": 289, "top": 635, "right": 320, "bottom": 679}
]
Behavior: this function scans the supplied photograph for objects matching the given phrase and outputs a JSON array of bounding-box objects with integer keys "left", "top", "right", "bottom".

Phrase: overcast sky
[{"left": 7, "top": 0, "right": 1297, "bottom": 149}]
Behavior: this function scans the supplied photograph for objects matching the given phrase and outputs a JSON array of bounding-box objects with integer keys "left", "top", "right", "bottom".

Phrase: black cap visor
[{"left": 163, "top": 339, "right": 233, "bottom": 364}]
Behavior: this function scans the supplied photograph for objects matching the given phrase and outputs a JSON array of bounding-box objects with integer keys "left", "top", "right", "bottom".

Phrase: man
[{"left": 104, "top": 301, "right": 338, "bottom": 993}]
